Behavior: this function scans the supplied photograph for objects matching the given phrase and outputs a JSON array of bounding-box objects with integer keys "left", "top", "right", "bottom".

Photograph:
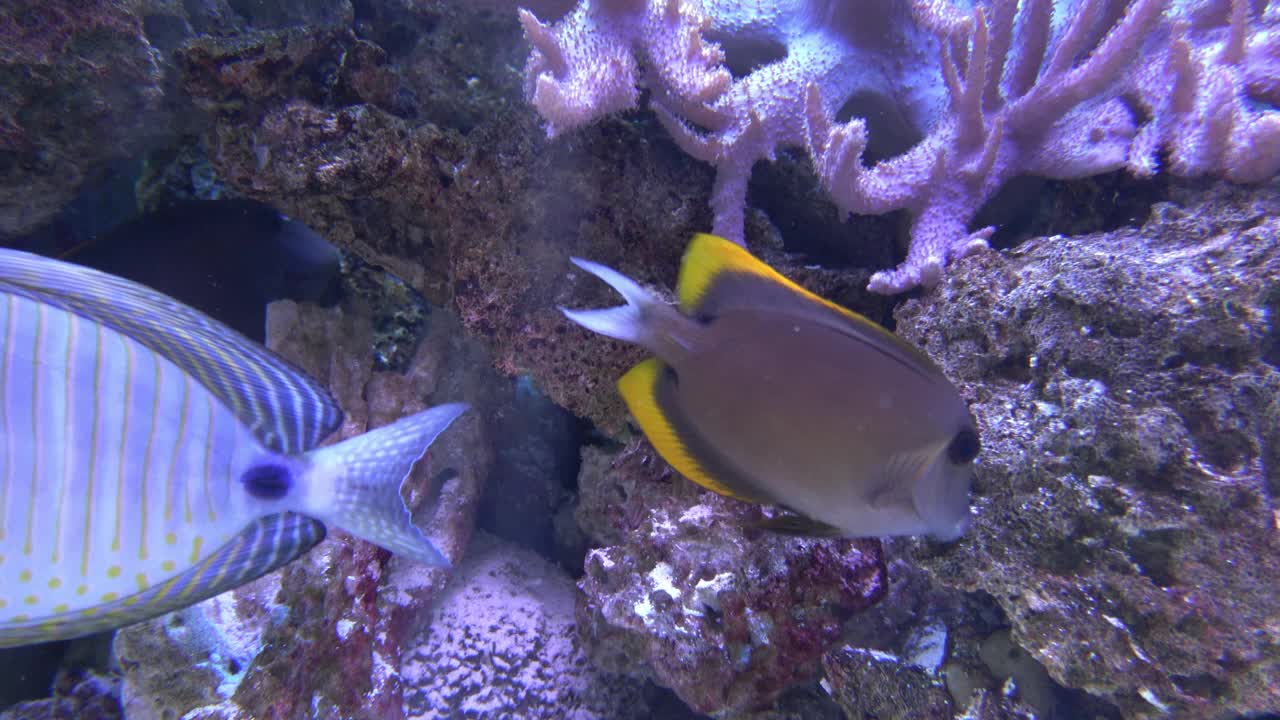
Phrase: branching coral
[
  {"left": 1126, "top": 0, "right": 1280, "bottom": 182},
  {"left": 518, "top": 0, "right": 1280, "bottom": 293},
  {"left": 807, "top": 0, "right": 1162, "bottom": 292}
]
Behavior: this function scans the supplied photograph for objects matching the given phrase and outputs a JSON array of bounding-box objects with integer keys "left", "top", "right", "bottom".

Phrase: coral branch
[
  {"left": 517, "top": 0, "right": 1280, "bottom": 292},
  {"left": 1127, "top": 0, "right": 1280, "bottom": 182}
]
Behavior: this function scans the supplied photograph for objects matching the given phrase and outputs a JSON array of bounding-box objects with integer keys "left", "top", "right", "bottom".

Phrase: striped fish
[{"left": 0, "top": 248, "right": 468, "bottom": 648}]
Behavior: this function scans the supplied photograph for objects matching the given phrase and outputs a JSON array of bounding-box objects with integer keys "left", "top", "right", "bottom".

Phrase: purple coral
[
  {"left": 518, "top": 0, "right": 1280, "bottom": 293},
  {"left": 807, "top": 0, "right": 1162, "bottom": 292},
  {"left": 1126, "top": 0, "right": 1280, "bottom": 182}
]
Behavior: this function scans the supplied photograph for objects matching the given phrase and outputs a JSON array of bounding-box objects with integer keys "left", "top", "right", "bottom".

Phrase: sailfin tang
[
  {"left": 0, "top": 513, "right": 325, "bottom": 648},
  {"left": 306, "top": 403, "right": 469, "bottom": 567},
  {"left": 618, "top": 359, "right": 765, "bottom": 504},
  {"left": 0, "top": 248, "right": 342, "bottom": 454}
]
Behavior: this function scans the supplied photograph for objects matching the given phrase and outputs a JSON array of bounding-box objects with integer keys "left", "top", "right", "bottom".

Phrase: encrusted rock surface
[
  {"left": 114, "top": 570, "right": 285, "bottom": 719},
  {"left": 574, "top": 442, "right": 888, "bottom": 716},
  {"left": 401, "top": 531, "right": 649, "bottom": 720},
  {"left": 822, "top": 645, "right": 954, "bottom": 720},
  {"left": 0, "top": 0, "right": 168, "bottom": 235},
  {"left": 0, "top": 670, "right": 121, "bottom": 720},
  {"left": 897, "top": 181, "right": 1280, "bottom": 719}
]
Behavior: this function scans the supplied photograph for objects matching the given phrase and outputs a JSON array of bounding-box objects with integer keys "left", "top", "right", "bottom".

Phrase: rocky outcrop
[{"left": 897, "top": 181, "right": 1280, "bottom": 719}]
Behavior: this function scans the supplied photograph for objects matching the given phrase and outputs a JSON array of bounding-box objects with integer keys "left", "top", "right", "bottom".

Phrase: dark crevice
[
  {"left": 703, "top": 31, "right": 786, "bottom": 79},
  {"left": 977, "top": 171, "right": 1172, "bottom": 253}
]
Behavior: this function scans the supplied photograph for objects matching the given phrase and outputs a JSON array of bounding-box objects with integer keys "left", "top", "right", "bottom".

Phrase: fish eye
[
  {"left": 241, "top": 463, "right": 293, "bottom": 500},
  {"left": 946, "top": 427, "right": 981, "bottom": 465}
]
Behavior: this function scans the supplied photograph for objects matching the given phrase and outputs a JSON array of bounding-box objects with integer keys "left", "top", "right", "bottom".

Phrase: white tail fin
[
  {"left": 304, "top": 403, "right": 469, "bottom": 567},
  {"left": 560, "top": 257, "right": 661, "bottom": 346}
]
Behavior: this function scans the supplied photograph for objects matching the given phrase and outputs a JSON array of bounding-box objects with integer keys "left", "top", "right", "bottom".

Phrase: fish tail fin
[
  {"left": 560, "top": 257, "right": 670, "bottom": 348},
  {"left": 304, "top": 402, "right": 469, "bottom": 567}
]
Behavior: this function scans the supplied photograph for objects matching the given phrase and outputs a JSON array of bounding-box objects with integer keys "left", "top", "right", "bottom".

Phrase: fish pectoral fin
[
  {"left": 304, "top": 403, "right": 469, "bottom": 567},
  {"left": 618, "top": 357, "right": 767, "bottom": 504},
  {"left": 869, "top": 445, "right": 943, "bottom": 510},
  {"left": 0, "top": 513, "right": 325, "bottom": 649},
  {"left": 868, "top": 481, "right": 913, "bottom": 510},
  {"left": 755, "top": 513, "right": 844, "bottom": 537}
]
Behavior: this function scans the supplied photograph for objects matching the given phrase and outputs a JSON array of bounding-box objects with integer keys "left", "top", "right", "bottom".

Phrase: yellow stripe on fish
[{"left": 618, "top": 357, "right": 767, "bottom": 504}]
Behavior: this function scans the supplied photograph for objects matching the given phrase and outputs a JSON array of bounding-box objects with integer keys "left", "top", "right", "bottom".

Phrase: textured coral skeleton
[{"left": 518, "top": 0, "right": 1280, "bottom": 293}]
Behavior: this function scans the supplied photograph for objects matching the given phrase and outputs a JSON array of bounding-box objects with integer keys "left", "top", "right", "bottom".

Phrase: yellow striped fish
[
  {"left": 0, "top": 248, "right": 468, "bottom": 648},
  {"left": 561, "top": 234, "right": 979, "bottom": 541}
]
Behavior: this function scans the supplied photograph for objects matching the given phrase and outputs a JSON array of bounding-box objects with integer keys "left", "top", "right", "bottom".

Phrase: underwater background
[{"left": 0, "top": 0, "right": 1277, "bottom": 719}]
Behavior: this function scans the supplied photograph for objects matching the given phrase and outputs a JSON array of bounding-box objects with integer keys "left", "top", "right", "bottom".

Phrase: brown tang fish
[
  {"left": 560, "top": 234, "right": 979, "bottom": 541},
  {"left": 0, "top": 248, "right": 468, "bottom": 648}
]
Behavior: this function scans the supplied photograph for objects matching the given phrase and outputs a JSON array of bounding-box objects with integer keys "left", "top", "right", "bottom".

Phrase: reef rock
[
  {"left": 0, "top": 0, "right": 168, "bottom": 235},
  {"left": 401, "top": 531, "right": 649, "bottom": 720},
  {"left": 0, "top": 670, "right": 121, "bottom": 720},
  {"left": 821, "top": 645, "right": 954, "bottom": 720},
  {"left": 116, "top": 286, "right": 505, "bottom": 720},
  {"left": 897, "top": 181, "right": 1280, "bottom": 719},
  {"left": 574, "top": 442, "right": 888, "bottom": 716},
  {"left": 163, "top": 0, "right": 897, "bottom": 438}
]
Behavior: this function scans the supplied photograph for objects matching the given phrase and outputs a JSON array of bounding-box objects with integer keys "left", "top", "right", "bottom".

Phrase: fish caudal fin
[
  {"left": 560, "top": 257, "right": 663, "bottom": 346},
  {"left": 305, "top": 403, "right": 469, "bottom": 567}
]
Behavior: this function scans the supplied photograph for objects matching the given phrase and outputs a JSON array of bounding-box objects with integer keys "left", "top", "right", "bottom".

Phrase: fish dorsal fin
[
  {"left": 617, "top": 357, "right": 768, "bottom": 504},
  {"left": 675, "top": 233, "right": 943, "bottom": 380},
  {"left": 676, "top": 233, "right": 764, "bottom": 315},
  {"left": 0, "top": 248, "right": 342, "bottom": 454},
  {"left": 0, "top": 513, "right": 325, "bottom": 648}
]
